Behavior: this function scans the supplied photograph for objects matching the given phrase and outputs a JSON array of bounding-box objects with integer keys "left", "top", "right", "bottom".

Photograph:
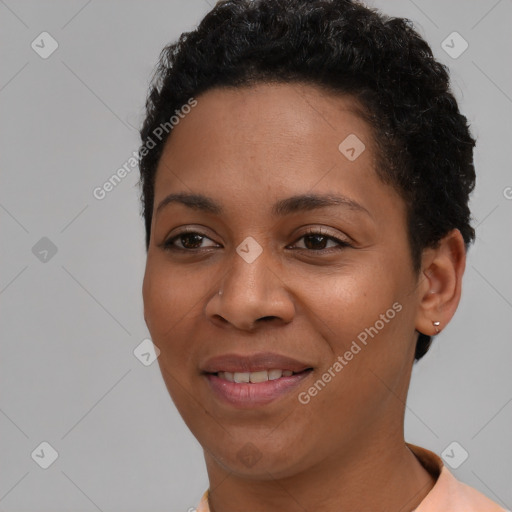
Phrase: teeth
[
  {"left": 268, "top": 369, "right": 283, "bottom": 380},
  {"left": 217, "top": 369, "right": 297, "bottom": 383},
  {"left": 249, "top": 370, "right": 268, "bottom": 383},
  {"left": 234, "top": 372, "right": 250, "bottom": 383}
]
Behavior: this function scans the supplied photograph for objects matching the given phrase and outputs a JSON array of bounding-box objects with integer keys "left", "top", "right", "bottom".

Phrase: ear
[{"left": 415, "top": 229, "right": 467, "bottom": 337}]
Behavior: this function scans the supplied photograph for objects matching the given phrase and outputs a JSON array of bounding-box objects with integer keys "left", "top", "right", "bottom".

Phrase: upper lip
[{"left": 201, "top": 351, "right": 313, "bottom": 374}]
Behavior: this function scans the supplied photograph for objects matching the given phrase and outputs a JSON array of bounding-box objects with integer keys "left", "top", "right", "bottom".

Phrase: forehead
[
  {"left": 150, "top": 82, "right": 409, "bottom": 233},
  {"left": 160, "top": 83, "right": 372, "bottom": 155}
]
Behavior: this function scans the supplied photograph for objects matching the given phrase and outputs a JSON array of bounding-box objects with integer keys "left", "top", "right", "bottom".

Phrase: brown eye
[
  {"left": 302, "top": 233, "right": 332, "bottom": 250},
  {"left": 291, "top": 229, "right": 352, "bottom": 252},
  {"left": 161, "top": 228, "right": 351, "bottom": 253},
  {"left": 163, "top": 231, "right": 218, "bottom": 251}
]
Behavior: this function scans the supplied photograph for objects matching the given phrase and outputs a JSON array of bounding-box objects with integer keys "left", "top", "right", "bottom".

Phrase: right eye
[{"left": 162, "top": 230, "right": 220, "bottom": 252}]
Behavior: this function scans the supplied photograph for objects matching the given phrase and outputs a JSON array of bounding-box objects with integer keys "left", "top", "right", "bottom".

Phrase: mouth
[
  {"left": 211, "top": 368, "right": 312, "bottom": 383},
  {"left": 200, "top": 351, "right": 314, "bottom": 408},
  {"left": 203, "top": 366, "right": 314, "bottom": 408}
]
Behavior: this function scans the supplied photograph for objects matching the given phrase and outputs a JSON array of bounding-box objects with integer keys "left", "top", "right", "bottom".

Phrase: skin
[{"left": 142, "top": 82, "right": 466, "bottom": 512}]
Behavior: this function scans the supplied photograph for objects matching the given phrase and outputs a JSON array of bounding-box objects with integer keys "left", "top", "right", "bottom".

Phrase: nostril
[{"left": 257, "top": 316, "right": 278, "bottom": 322}]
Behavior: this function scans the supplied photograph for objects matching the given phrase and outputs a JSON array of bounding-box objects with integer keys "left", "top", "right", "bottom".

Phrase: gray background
[{"left": 1, "top": 0, "right": 511, "bottom": 511}]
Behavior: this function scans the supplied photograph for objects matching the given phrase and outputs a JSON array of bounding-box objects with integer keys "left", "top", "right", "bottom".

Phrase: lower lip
[{"left": 204, "top": 370, "right": 313, "bottom": 408}]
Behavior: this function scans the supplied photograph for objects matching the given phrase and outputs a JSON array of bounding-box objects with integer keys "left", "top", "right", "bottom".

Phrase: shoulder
[
  {"left": 195, "top": 490, "right": 209, "bottom": 512},
  {"left": 408, "top": 443, "right": 508, "bottom": 512}
]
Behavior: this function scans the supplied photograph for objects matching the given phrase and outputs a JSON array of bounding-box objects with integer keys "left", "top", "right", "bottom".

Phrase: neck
[{"left": 204, "top": 434, "right": 436, "bottom": 512}]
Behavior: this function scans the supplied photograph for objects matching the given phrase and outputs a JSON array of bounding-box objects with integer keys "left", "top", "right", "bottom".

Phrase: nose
[{"left": 205, "top": 246, "right": 295, "bottom": 331}]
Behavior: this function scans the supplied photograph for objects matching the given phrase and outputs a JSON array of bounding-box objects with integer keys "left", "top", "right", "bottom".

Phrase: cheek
[
  {"left": 142, "top": 256, "right": 222, "bottom": 390},
  {"left": 142, "top": 262, "right": 200, "bottom": 411},
  {"left": 143, "top": 256, "right": 203, "bottom": 334},
  {"left": 305, "top": 260, "right": 412, "bottom": 401},
  {"left": 143, "top": 267, "right": 173, "bottom": 336},
  {"left": 311, "top": 261, "right": 400, "bottom": 341},
  {"left": 142, "top": 260, "right": 195, "bottom": 374}
]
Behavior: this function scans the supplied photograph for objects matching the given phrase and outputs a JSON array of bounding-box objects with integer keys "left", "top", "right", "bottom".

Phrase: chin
[{"left": 203, "top": 434, "right": 314, "bottom": 480}]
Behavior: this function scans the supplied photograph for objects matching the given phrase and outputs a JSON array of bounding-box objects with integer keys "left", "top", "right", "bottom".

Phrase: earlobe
[{"left": 415, "top": 229, "right": 467, "bottom": 337}]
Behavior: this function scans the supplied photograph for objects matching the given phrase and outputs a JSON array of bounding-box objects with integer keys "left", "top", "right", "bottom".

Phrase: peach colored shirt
[{"left": 195, "top": 443, "right": 507, "bottom": 512}]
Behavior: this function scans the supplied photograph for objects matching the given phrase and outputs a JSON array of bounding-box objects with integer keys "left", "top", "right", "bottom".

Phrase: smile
[
  {"left": 216, "top": 369, "right": 296, "bottom": 382},
  {"left": 204, "top": 368, "right": 313, "bottom": 408}
]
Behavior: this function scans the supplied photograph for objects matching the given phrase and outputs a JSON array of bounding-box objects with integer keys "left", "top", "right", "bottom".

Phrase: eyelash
[{"left": 161, "top": 227, "right": 352, "bottom": 253}]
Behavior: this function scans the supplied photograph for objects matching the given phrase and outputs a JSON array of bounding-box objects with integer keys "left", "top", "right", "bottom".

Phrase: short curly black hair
[{"left": 138, "top": 0, "right": 476, "bottom": 361}]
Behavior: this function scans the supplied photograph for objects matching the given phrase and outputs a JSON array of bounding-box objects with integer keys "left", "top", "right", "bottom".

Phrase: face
[{"left": 142, "top": 83, "right": 423, "bottom": 479}]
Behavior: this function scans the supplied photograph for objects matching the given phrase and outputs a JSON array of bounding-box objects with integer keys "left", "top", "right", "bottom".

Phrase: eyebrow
[{"left": 155, "top": 192, "right": 371, "bottom": 217}]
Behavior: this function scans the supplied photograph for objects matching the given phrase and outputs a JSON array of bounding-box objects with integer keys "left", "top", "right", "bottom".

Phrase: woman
[{"left": 138, "top": 0, "right": 506, "bottom": 510}]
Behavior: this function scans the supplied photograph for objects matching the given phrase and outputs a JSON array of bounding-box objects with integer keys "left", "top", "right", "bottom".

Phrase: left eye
[{"left": 290, "top": 230, "right": 351, "bottom": 251}]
